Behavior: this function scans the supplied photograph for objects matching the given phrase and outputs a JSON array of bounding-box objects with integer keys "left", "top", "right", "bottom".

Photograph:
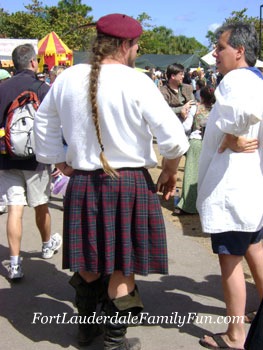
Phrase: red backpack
[{"left": 4, "top": 80, "right": 43, "bottom": 159}]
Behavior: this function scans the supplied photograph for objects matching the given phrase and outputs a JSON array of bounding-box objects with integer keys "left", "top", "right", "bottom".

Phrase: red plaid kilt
[{"left": 62, "top": 167, "right": 168, "bottom": 276}]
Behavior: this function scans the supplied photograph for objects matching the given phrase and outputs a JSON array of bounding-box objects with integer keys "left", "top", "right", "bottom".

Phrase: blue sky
[{"left": 1, "top": 0, "right": 262, "bottom": 46}]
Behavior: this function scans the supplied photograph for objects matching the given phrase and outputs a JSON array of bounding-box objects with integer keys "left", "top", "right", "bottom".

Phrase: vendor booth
[{"left": 37, "top": 31, "right": 73, "bottom": 71}]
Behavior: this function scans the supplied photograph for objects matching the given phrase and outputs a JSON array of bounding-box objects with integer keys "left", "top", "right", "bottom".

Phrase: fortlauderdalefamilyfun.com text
[{"left": 31, "top": 312, "right": 245, "bottom": 328}]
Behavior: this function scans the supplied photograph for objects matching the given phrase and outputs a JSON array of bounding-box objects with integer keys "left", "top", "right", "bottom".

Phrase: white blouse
[{"left": 197, "top": 68, "right": 263, "bottom": 233}]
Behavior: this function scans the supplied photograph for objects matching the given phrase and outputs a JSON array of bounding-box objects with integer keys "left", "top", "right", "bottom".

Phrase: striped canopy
[{"left": 38, "top": 31, "right": 72, "bottom": 56}]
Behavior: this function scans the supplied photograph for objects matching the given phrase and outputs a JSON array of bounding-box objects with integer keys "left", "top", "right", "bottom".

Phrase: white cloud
[{"left": 208, "top": 23, "right": 221, "bottom": 33}]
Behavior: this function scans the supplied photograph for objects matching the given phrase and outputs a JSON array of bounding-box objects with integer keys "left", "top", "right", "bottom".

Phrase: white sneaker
[
  {"left": 8, "top": 263, "right": 24, "bottom": 280},
  {"left": 42, "top": 233, "right": 62, "bottom": 259},
  {"left": 0, "top": 205, "right": 8, "bottom": 214}
]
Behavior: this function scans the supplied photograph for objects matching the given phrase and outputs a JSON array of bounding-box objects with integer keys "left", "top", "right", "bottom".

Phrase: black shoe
[
  {"left": 78, "top": 323, "right": 104, "bottom": 346},
  {"left": 172, "top": 208, "right": 191, "bottom": 216}
]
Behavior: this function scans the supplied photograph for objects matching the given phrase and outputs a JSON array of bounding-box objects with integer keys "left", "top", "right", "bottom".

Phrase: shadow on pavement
[{"left": 0, "top": 244, "right": 81, "bottom": 348}]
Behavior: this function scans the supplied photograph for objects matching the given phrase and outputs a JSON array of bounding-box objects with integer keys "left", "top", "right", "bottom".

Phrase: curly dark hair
[{"left": 200, "top": 86, "right": 215, "bottom": 106}]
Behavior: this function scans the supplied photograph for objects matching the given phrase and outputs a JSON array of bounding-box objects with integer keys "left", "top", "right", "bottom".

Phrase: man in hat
[
  {"left": 0, "top": 44, "right": 62, "bottom": 280},
  {"left": 34, "top": 13, "right": 189, "bottom": 349}
]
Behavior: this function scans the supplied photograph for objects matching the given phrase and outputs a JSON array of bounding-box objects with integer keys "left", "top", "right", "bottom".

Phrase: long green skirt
[{"left": 177, "top": 139, "right": 202, "bottom": 214}]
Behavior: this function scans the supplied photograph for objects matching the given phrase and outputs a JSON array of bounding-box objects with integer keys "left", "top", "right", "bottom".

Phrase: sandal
[
  {"left": 244, "top": 311, "right": 256, "bottom": 323},
  {"left": 199, "top": 333, "right": 244, "bottom": 349}
]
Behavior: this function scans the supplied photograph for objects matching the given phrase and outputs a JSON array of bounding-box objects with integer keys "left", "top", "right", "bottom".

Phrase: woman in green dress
[{"left": 174, "top": 85, "right": 215, "bottom": 215}]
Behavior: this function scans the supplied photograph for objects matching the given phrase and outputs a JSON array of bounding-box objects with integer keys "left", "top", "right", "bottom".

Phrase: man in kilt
[{"left": 34, "top": 13, "right": 189, "bottom": 350}]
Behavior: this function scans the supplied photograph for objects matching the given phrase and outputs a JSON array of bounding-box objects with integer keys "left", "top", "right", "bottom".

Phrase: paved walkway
[{"left": 0, "top": 155, "right": 258, "bottom": 349}]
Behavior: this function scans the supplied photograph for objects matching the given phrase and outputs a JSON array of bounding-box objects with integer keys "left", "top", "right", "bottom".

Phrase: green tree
[
  {"left": 137, "top": 12, "right": 153, "bottom": 29},
  {"left": 138, "top": 22, "right": 207, "bottom": 56},
  {"left": 0, "top": 0, "right": 95, "bottom": 50},
  {"left": 170, "top": 35, "right": 206, "bottom": 56},
  {"left": 0, "top": 11, "right": 49, "bottom": 39},
  {"left": 206, "top": 8, "right": 260, "bottom": 57},
  {"left": 225, "top": 8, "right": 252, "bottom": 23},
  {"left": 0, "top": 8, "right": 10, "bottom": 37},
  {"left": 205, "top": 30, "right": 216, "bottom": 50},
  {"left": 57, "top": 0, "right": 91, "bottom": 17},
  {"left": 49, "top": 0, "right": 94, "bottom": 50},
  {"left": 44, "top": 4, "right": 94, "bottom": 50},
  {"left": 0, "top": 3, "right": 209, "bottom": 56},
  {"left": 24, "top": 0, "right": 45, "bottom": 16}
]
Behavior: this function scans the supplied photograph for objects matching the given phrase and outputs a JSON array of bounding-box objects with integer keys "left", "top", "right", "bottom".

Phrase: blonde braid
[{"left": 89, "top": 35, "right": 120, "bottom": 179}]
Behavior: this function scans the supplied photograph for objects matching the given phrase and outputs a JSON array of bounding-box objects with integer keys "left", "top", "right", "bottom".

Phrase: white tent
[
  {"left": 201, "top": 51, "right": 215, "bottom": 66},
  {"left": 0, "top": 38, "right": 38, "bottom": 66},
  {"left": 256, "top": 59, "right": 263, "bottom": 67},
  {"left": 201, "top": 51, "right": 263, "bottom": 68}
]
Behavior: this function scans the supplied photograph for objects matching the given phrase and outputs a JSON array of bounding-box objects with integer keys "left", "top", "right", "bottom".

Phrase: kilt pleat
[{"left": 62, "top": 168, "right": 168, "bottom": 276}]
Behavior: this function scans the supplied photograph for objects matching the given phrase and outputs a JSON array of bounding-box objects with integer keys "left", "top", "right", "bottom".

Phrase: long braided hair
[{"left": 89, "top": 34, "right": 123, "bottom": 179}]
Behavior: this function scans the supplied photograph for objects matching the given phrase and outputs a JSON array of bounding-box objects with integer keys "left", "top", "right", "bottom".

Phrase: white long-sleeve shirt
[
  {"left": 34, "top": 64, "right": 189, "bottom": 170},
  {"left": 197, "top": 68, "right": 263, "bottom": 233}
]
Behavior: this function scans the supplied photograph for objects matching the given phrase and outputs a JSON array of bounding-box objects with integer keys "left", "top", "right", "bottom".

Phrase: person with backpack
[{"left": 0, "top": 44, "right": 62, "bottom": 280}]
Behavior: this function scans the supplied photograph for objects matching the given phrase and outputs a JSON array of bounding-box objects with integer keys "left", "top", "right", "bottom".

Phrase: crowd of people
[
  {"left": 146, "top": 63, "right": 217, "bottom": 216},
  {"left": 0, "top": 13, "right": 262, "bottom": 350}
]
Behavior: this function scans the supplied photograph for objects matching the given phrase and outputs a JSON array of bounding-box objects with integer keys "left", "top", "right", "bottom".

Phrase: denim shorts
[
  {"left": 211, "top": 229, "right": 263, "bottom": 255},
  {"left": 1, "top": 167, "right": 51, "bottom": 207}
]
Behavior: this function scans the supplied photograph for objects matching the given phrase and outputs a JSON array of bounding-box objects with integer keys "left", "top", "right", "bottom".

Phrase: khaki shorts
[{"left": 1, "top": 166, "right": 51, "bottom": 207}]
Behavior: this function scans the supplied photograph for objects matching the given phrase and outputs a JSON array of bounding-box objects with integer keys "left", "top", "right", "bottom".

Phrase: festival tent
[
  {"left": 73, "top": 50, "right": 89, "bottom": 65},
  {"left": 0, "top": 38, "right": 38, "bottom": 68},
  {"left": 200, "top": 51, "right": 215, "bottom": 66},
  {"left": 201, "top": 50, "right": 263, "bottom": 68},
  {"left": 256, "top": 59, "right": 263, "bottom": 67},
  {"left": 73, "top": 52, "right": 209, "bottom": 70},
  {"left": 37, "top": 31, "right": 73, "bottom": 71},
  {"left": 135, "top": 54, "right": 209, "bottom": 70}
]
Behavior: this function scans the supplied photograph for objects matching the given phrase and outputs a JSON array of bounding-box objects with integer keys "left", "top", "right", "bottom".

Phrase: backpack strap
[
  {"left": 29, "top": 79, "right": 45, "bottom": 95},
  {"left": 0, "top": 80, "right": 44, "bottom": 129}
]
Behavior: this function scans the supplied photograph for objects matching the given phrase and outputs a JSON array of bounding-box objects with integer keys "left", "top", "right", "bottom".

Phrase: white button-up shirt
[{"left": 197, "top": 68, "right": 263, "bottom": 233}]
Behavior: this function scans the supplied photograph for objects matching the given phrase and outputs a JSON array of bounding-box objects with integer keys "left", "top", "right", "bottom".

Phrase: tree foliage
[
  {"left": 0, "top": 0, "right": 95, "bottom": 50},
  {"left": 139, "top": 25, "right": 208, "bottom": 56},
  {"left": 0, "top": 0, "right": 209, "bottom": 55},
  {"left": 1, "top": 3, "right": 261, "bottom": 58},
  {"left": 206, "top": 8, "right": 260, "bottom": 54}
]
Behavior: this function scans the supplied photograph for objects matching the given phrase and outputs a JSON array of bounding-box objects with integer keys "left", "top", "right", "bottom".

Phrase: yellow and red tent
[{"left": 37, "top": 31, "right": 73, "bottom": 71}]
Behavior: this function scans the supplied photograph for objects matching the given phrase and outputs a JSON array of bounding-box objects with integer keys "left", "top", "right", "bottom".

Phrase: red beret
[{"left": 96, "top": 13, "right": 143, "bottom": 39}]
